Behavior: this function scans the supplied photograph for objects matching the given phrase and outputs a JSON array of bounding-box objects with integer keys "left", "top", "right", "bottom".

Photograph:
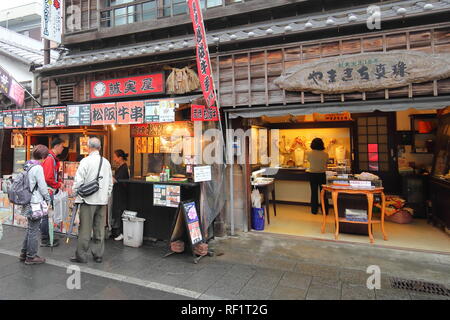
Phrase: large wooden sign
[{"left": 274, "top": 51, "right": 450, "bottom": 94}]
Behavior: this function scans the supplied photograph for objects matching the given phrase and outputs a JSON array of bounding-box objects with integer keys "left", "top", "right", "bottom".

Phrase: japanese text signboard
[
  {"left": 41, "top": 0, "right": 62, "bottom": 44},
  {"left": 191, "top": 105, "right": 219, "bottom": 121},
  {"left": 12, "top": 110, "right": 23, "bottom": 128},
  {"left": 33, "top": 109, "right": 45, "bottom": 128},
  {"left": 188, "top": 0, "right": 217, "bottom": 108},
  {"left": 90, "top": 73, "right": 165, "bottom": 100},
  {"left": 0, "top": 65, "right": 25, "bottom": 107},
  {"left": 117, "top": 101, "right": 145, "bottom": 124},
  {"left": 274, "top": 51, "right": 450, "bottom": 94},
  {"left": 3, "top": 111, "right": 13, "bottom": 129},
  {"left": 91, "top": 103, "right": 117, "bottom": 125}
]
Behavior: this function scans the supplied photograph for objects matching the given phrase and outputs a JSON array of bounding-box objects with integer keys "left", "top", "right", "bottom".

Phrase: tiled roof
[
  {"left": 37, "top": 0, "right": 450, "bottom": 72},
  {"left": 0, "top": 26, "right": 58, "bottom": 65}
]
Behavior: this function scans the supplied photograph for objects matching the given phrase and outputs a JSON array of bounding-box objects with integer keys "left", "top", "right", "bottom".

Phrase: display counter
[{"left": 116, "top": 178, "right": 201, "bottom": 240}]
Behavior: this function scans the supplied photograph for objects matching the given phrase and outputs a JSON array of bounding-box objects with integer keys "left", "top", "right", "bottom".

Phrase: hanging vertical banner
[
  {"left": 12, "top": 110, "right": 23, "bottom": 128},
  {"left": 0, "top": 66, "right": 25, "bottom": 107},
  {"left": 91, "top": 103, "right": 117, "bottom": 125},
  {"left": 33, "top": 108, "right": 45, "bottom": 128},
  {"left": 44, "top": 106, "right": 67, "bottom": 127},
  {"left": 0, "top": 111, "right": 3, "bottom": 129},
  {"left": 116, "top": 101, "right": 145, "bottom": 124},
  {"left": 41, "top": 0, "right": 62, "bottom": 44},
  {"left": 22, "top": 109, "right": 34, "bottom": 128},
  {"left": 188, "top": 0, "right": 216, "bottom": 108}
]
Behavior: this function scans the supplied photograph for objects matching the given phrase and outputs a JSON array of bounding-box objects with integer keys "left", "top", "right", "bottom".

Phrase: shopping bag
[{"left": 53, "top": 191, "right": 68, "bottom": 224}]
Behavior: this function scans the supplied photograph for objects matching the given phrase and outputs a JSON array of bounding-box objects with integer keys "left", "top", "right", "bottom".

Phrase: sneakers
[
  {"left": 114, "top": 234, "right": 124, "bottom": 241},
  {"left": 41, "top": 238, "right": 60, "bottom": 247},
  {"left": 24, "top": 256, "right": 46, "bottom": 265}
]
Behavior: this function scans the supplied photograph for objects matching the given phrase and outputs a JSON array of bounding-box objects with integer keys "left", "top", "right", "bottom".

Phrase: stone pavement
[{"left": 0, "top": 225, "right": 449, "bottom": 300}]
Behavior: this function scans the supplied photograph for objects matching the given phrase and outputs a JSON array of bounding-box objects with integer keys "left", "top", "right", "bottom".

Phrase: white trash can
[{"left": 122, "top": 217, "right": 146, "bottom": 248}]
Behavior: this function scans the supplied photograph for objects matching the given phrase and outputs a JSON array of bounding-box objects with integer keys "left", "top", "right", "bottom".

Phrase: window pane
[
  {"left": 360, "top": 161, "right": 368, "bottom": 170},
  {"left": 378, "top": 135, "right": 388, "bottom": 143},
  {"left": 368, "top": 144, "right": 378, "bottom": 153},
  {"left": 377, "top": 117, "right": 387, "bottom": 125},
  {"left": 359, "top": 153, "right": 368, "bottom": 161},
  {"left": 207, "top": 0, "right": 223, "bottom": 7},
  {"left": 143, "top": 1, "right": 156, "bottom": 20},
  {"left": 368, "top": 117, "right": 377, "bottom": 125},
  {"left": 378, "top": 126, "right": 387, "bottom": 134},
  {"left": 115, "top": 8, "right": 127, "bottom": 26},
  {"left": 368, "top": 126, "right": 377, "bottom": 134},
  {"left": 358, "top": 144, "right": 367, "bottom": 153},
  {"left": 378, "top": 144, "right": 388, "bottom": 152},
  {"left": 379, "top": 153, "right": 388, "bottom": 161},
  {"left": 357, "top": 117, "right": 367, "bottom": 126},
  {"left": 358, "top": 127, "right": 367, "bottom": 134},
  {"left": 368, "top": 135, "right": 377, "bottom": 143},
  {"left": 173, "top": 2, "right": 187, "bottom": 15},
  {"left": 359, "top": 135, "right": 367, "bottom": 143},
  {"left": 380, "top": 162, "right": 389, "bottom": 171}
]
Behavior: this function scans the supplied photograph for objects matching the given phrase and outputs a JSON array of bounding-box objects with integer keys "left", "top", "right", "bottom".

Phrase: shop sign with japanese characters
[
  {"left": 41, "top": 0, "right": 62, "bottom": 44},
  {"left": 191, "top": 105, "right": 219, "bottom": 121},
  {"left": 188, "top": 0, "right": 216, "bottom": 107},
  {"left": 116, "top": 101, "right": 145, "bottom": 124},
  {"left": 90, "top": 73, "right": 165, "bottom": 100},
  {"left": 144, "top": 100, "right": 176, "bottom": 123},
  {"left": 274, "top": 51, "right": 450, "bottom": 94},
  {"left": 0, "top": 65, "right": 25, "bottom": 107},
  {"left": 91, "top": 103, "right": 117, "bottom": 125}
]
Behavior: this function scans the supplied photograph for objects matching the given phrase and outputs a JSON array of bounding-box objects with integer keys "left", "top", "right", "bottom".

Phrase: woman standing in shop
[
  {"left": 306, "top": 138, "right": 329, "bottom": 215},
  {"left": 111, "top": 149, "right": 130, "bottom": 241}
]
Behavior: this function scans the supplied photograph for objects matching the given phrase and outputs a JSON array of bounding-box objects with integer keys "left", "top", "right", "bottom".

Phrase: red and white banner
[
  {"left": 191, "top": 105, "right": 219, "bottom": 121},
  {"left": 188, "top": 0, "right": 217, "bottom": 108}
]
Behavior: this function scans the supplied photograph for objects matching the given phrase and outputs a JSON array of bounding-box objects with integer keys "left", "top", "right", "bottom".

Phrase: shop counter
[{"left": 116, "top": 178, "right": 201, "bottom": 240}]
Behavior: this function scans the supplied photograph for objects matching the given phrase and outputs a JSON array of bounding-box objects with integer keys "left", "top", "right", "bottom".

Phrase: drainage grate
[{"left": 390, "top": 278, "right": 450, "bottom": 297}]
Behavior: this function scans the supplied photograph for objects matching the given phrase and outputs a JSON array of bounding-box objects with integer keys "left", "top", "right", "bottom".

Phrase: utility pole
[{"left": 44, "top": 39, "right": 51, "bottom": 65}]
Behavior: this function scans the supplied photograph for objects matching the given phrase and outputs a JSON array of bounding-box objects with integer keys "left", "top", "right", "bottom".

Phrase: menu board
[
  {"left": 153, "top": 184, "right": 181, "bottom": 208},
  {"left": 33, "top": 109, "right": 45, "bottom": 128},
  {"left": 181, "top": 201, "right": 203, "bottom": 245},
  {"left": 12, "top": 110, "right": 23, "bottom": 128},
  {"left": 68, "top": 104, "right": 91, "bottom": 126},
  {"left": 22, "top": 109, "right": 34, "bottom": 128},
  {"left": 144, "top": 100, "right": 160, "bottom": 123},
  {"left": 45, "top": 106, "right": 68, "bottom": 127},
  {"left": 144, "top": 100, "right": 175, "bottom": 123},
  {"left": 3, "top": 111, "right": 13, "bottom": 128}
]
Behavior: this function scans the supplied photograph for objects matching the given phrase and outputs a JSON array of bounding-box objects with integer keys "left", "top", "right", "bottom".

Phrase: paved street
[{"left": 0, "top": 225, "right": 449, "bottom": 300}]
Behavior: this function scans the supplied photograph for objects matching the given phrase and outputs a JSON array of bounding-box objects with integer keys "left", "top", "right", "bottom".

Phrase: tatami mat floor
[{"left": 261, "top": 204, "right": 450, "bottom": 253}]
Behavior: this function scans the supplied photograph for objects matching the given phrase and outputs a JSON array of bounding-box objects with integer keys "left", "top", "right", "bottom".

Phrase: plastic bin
[
  {"left": 122, "top": 217, "right": 146, "bottom": 247},
  {"left": 251, "top": 207, "right": 265, "bottom": 231}
]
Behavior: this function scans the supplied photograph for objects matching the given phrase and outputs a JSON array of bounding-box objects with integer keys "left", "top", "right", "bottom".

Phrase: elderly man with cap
[{"left": 71, "top": 137, "right": 113, "bottom": 263}]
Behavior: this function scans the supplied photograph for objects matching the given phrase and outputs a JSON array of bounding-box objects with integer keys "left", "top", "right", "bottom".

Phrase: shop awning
[{"left": 224, "top": 96, "right": 450, "bottom": 119}]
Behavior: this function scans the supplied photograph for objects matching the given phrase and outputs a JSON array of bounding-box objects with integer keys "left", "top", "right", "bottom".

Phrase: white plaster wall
[{"left": 0, "top": 53, "right": 34, "bottom": 91}]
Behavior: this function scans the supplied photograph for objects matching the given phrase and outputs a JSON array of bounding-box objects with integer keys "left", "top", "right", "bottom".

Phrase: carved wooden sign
[{"left": 274, "top": 51, "right": 450, "bottom": 94}]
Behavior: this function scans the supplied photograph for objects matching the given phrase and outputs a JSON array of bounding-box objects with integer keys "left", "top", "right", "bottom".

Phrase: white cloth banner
[{"left": 42, "top": 0, "right": 62, "bottom": 44}]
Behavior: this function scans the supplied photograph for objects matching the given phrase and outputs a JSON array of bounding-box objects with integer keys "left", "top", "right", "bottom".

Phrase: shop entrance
[
  {"left": 352, "top": 112, "right": 401, "bottom": 194},
  {"left": 234, "top": 109, "right": 450, "bottom": 254}
]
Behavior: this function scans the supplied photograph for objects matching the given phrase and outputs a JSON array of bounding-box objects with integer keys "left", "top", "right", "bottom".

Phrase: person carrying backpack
[
  {"left": 41, "top": 137, "right": 65, "bottom": 247},
  {"left": 17, "top": 145, "right": 51, "bottom": 265}
]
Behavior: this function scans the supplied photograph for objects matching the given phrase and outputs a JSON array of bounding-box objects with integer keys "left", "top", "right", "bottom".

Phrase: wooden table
[
  {"left": 320, "top": 185, "right": 387, "bottom": 243},
  {"left": 253, "top": 181, "right": 277, "bottom": 224}
]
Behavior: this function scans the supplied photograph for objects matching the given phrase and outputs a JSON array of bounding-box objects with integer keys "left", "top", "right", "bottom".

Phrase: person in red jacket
[{"left": 40, "top": 137, "right": 65, "bottom": 247}]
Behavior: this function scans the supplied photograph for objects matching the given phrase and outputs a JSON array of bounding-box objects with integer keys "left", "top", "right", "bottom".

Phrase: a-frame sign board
[{"left": 163, "top": 200, "right": 213, "bottom": 264}]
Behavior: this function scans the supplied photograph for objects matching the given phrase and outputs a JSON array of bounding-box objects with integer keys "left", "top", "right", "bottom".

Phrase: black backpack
[{"left": 8, "top": 165, "right": 38, "bottom": 205}]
